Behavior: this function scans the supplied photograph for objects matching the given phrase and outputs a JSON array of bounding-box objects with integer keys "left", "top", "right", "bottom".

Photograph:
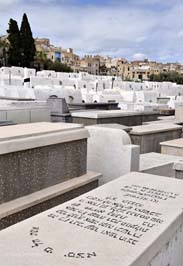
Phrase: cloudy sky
[{"left": 0, "top": 0, "right": 183, "bottom": 62}]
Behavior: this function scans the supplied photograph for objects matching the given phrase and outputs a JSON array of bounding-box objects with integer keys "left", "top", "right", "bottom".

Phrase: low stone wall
[{"left": 0, "top": 106, "right": 51, "bottom": 124}]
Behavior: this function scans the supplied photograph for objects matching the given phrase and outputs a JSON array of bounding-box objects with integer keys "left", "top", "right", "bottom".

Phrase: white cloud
[
  {"left": 132, "top": 53, "right": 146, "bottom": 60},
  {"left": 177, "top": 31, "right": 183, "bottom": 38}
]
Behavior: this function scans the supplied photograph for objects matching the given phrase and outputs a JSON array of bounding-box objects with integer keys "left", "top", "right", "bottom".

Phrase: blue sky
[{"left": 0, "top": 0, "right": 183, "bottom": 63}]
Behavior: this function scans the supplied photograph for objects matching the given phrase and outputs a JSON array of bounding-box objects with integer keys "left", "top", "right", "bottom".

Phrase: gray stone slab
[
  {"left": 140, "top": 152, "right": 183, "bottom": 177},
  {"left": 140, "top": 152, "right": 183, "bottom": 171},
  {"left": 161, "top": 138, "right": 183, "bottom": 157},
  {"left": 72, "top": 110, "right": 159, "bottom": 119},
  {"left": 130, "top": 123, "right": 182, "bottom": 135},
  {"left": 47, "top": 98, "right": 69, "bottom": 114},
  {"left": 72, "top": 111, "right": 161, "bottom": 127},
  {"left": 0, "top": 122, "right": 83, "bottom": 142},
  {"left": 161, "top": 138, "right": 183, "bottom": 148},
  {"left": 1, "top": 172, "right": 183, "bottom": 266}
]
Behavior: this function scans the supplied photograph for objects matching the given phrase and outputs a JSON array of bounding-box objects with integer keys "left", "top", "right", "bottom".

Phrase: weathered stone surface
[{"left": 0, "top": 172, "right": 183, "bottom": 266}]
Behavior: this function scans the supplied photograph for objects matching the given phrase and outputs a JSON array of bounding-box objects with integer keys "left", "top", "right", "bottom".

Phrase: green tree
[
  {"left": 7, "top": 19, "right": 21, "bottom": 66},
  {"left": 0, "top": 38, "right": 9, "bottom": 66},
  {"left": 47, "top": 60, "right": 73, "bottom": 72},
  {"left": 20, "top": 13, "right": 36, "bottom": 67},
  {"left": 150, "top": 71, "right": 183, "bottom": 85},
  {"left": 34, "top": 51, "right": 48, "bottom": 70}
]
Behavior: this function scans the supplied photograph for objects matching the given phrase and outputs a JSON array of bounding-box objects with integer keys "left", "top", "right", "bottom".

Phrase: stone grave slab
[
  {"left": 1, "top": 172, "right": 183, "bottom": 266},
  {"left": 72, "top": 110, "right": 160, "bottom": 126},
  {"left": 130, "top": 123, "right": 182, "bottom": 153},
  {"left": 140, "top": 152, "right": 183, "bottom": 177}
]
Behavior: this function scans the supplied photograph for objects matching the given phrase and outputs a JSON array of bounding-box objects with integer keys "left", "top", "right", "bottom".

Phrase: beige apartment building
[
  {"left": 79, "top": 55, "right": 100, "bottom": 75},
  {"left": 61, "top": 48, "right": 80, "bottom": 68},
  {"left": 117, "top": 59, "right": 161, "bottom": 81},
  {"left": 35, "top": 38, "right": 62, "bottom": 62}
]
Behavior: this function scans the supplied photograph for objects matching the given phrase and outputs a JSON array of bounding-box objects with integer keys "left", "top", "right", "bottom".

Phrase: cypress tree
[
  {"left": 20, "top": 13, "right": 36, "bottom": 67},
  {"left": 7, "top": 19, "right": 21, "bottom": 66}
]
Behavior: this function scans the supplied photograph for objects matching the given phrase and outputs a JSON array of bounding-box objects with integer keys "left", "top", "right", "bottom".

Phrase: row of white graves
[{"left": 0, "top": 66, "right": 183, "bottom": 108}]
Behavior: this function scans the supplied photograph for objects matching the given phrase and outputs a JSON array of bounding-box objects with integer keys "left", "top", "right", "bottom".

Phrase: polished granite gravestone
[
  {"left": 130, "top": 123, "right": 182, "bottom": 154},
  {"left": 72, "top": 110, "right": 160, "bottom": 126},
  {"left": 1, "top": 172, "right": 183, "bottom": 266},
  {"left": 161, "top": 138, "right": 183, "bottom": 157},
  {"left": 0, "top": 122, "right": 101, "bottom": 229}
]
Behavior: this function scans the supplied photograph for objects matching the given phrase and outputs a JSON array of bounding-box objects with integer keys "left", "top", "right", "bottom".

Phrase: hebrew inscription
[{"left": 46, "top": 184, "right": 179, "bottom": 246}]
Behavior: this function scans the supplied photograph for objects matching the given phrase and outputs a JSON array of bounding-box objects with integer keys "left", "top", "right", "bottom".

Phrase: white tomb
[{"left": 87, "top": 125, "right": 139, "bottom": 185}]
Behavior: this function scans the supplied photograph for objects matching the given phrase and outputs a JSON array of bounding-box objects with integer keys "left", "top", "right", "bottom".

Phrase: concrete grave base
[{"left": 130, "top": 123, "right": 182, "bottom": 154}]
